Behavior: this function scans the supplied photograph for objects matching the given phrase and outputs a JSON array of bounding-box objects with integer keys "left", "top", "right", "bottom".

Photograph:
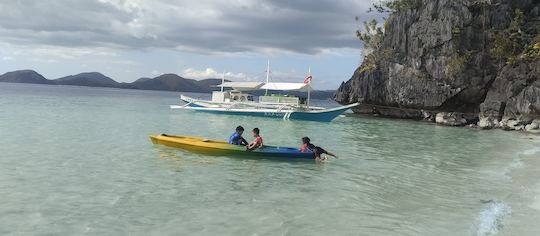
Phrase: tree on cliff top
[
  {"left": 369, "top": 0, "right": 421, "bottom": 13},
  {"left": 355, "top": 17, "right": 385, "bottom": 73},
  {"left": 356, "top": 0, "right": 417, "bottom": 73},
  {"left": 356, "top": 18, "right": 384, "bottom": 53}
]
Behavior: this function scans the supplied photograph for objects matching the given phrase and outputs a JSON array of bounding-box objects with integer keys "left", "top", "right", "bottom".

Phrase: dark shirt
[
  {"left": 301, "top": 143, "right": 326, "bottom": 155},
  {"left": 300, "top": 143, "right": 316, "bottom": 152}
]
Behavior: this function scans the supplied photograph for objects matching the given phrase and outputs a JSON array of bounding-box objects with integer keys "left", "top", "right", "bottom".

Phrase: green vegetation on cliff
[
  {"left": 490, "top": 9, "right": 538, "bottom": 65},
  {"left": 369, "top": 0, "right": 421, "bottom": 13},
  {"left": 355, "top": 18, "right": 384, "bottom": 73}
]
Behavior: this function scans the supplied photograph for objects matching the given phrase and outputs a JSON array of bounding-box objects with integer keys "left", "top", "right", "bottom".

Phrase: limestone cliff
[{"left": 335, "top": 0, "right": 540, "bottom": 131}]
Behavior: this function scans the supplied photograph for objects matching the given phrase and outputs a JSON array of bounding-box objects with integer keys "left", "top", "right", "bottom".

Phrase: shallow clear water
[{"left": 1, "top": 83, "right": 539, "bottom": 236}]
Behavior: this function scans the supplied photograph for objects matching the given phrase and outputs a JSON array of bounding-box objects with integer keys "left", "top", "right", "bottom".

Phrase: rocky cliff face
[
  {"left": 479, "top": 59, "right": 540, "bottom": 131},
  {"left": 335, "top": 0, "right": 540, "bottom": 131}
]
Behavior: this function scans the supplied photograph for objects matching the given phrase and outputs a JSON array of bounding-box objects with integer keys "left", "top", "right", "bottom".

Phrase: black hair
[
  {"left": 253, "top": 128, "right": 260, "bottom": 134},
  {"left": 302, "top": 137, "right": 311, "bottom": 144},
  {"left": 236, "top": 126, "right": 244, "bottom": 132}
]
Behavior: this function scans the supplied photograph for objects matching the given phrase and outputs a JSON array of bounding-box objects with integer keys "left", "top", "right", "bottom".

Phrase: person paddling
[
  {"left": 300, "top": 137, "right": 337, "bottom": 161},
  {"left": 228, "top": 126, "right": 248, "bottom": 146},
  {"left": 246, "top": 128, "right": 263, "bottom": 151}
]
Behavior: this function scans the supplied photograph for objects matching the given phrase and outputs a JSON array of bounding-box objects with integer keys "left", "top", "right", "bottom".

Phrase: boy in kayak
[
  {"left": 228, "top": 126, "right": 248, "bottom": 146},
  {"left": 300, "top": 137, "right": 337, "bottom": 161},
  {"left": 246, "top": 128, "right": 263, "bottom": 151}
]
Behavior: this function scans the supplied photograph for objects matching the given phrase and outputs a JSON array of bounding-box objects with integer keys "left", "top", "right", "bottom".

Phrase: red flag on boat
[{"left": 304, "top": 75, "right": 312, "bottom": 84}]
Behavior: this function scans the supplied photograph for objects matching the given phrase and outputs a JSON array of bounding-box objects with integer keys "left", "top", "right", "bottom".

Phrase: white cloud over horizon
[{"left": 181, "top": 68, "right": 248, "bottom": 80}]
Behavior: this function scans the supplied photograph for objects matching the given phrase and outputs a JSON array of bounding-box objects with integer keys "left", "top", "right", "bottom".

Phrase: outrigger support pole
[
  {"left": 221, "top": 70, "right": 225, "bottom": 92},
  {"left": 265, "top": 60, "right": 270, "bottom": 96},
  {"left": 307, "top": 67, "right": 311, "bottom": 109}
]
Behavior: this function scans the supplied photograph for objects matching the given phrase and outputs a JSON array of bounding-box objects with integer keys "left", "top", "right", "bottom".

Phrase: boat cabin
[
  {"left": 214, "top": 81, "right": 311, "bottom": 106},
  {"left": 212, "top": 91, "right": 254, "bottom": 103},
  {"left": 212, "top": 91, "right": 304, "bottom": 105}
]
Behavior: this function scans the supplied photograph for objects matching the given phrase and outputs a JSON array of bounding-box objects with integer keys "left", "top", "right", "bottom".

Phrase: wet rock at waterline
[
  {"left": 525, "top": 120, "right": 540, "bottom": 133},
  {"left": 435, "top": 112, "right": 468, "bottom": 126}
]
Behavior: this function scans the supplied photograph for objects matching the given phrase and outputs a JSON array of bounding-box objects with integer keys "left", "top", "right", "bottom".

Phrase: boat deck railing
[{"left": 259, "top": 96, "right": 299, "bottom": 105}]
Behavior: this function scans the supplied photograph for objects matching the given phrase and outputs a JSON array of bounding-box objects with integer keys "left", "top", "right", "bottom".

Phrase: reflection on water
[{"left": 1, "top": 83, "right": 540, "bottom": 235}]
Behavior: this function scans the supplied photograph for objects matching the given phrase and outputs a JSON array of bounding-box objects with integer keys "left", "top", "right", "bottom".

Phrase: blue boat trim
[
  {"left": 252, "top": 146, "right": 315, "bottom": 159},
  {"left": 173, "top": 103, "right": 358, "bottom": 122}
]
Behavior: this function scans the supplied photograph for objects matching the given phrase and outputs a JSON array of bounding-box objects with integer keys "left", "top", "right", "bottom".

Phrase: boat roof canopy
[
  {"left": 218, "top": 82, "right": 310, "bottom": 92},
  {"left": 261, "top": 82, "right": 310, "bottom": 92},
  {"left": 218, "top": 82, "right": 264, "bottom": 91}
]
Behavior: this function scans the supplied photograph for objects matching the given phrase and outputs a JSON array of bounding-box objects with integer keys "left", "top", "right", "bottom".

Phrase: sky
[{"left": 0, "top": 0, "right": 380, "bottom": 89}]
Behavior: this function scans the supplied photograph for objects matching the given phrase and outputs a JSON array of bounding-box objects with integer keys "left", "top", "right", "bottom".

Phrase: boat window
[
  {"left": 247, "top": 96, "right": 254, "bottom": 101},
  {"left": 240, "top": 96, "right": 246, "bottom": 101},
  {"left": 233, "top": 96, "right": 239, "bottom": 101}
]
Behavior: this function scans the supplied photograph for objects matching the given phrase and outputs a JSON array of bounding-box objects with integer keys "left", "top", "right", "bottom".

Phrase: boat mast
[
  {"left": 221, "top": 70, "right": 225, "bottom": 92},
  {"left": 265, "top": 60, "right": 270, "bottom": 96},
  {"left": 307, "top": 67, "right": 311, "bottom": 109}
]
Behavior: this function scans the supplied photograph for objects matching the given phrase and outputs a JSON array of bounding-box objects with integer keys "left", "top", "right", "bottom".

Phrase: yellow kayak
[{"left": 149, "top": 134, "right": 315, "bottom": 159}]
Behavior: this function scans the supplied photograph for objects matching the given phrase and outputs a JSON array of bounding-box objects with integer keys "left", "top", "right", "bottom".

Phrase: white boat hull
[{"left": 171, "top": 96, "right": 359, "bottom": 122}]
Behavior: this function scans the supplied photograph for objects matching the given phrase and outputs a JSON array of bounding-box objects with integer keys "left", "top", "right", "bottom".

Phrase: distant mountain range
[{"left": 0, "top": 70, "right": 336, "bottom": 99}]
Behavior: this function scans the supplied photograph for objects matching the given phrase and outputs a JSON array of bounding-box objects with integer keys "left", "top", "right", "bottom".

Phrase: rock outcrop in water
[{"left": 335, "top": 0, "right": 540, "bottom": 132}]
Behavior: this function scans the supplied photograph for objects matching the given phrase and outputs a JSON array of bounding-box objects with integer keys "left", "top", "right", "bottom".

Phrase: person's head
[
  {"left": 302, "top": 137, "right": 311, "bottom": 144},
  {"left": 236, "top": 126, "right": 244, "bottom": 135},
  {"left": 252, "top": 128, "right": 260, "bottom": 137}
]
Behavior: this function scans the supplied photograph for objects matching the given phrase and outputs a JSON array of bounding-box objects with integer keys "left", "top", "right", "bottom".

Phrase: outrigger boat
[
  {"left": 150, "top": 134, "right": 315, "bottom": 159},
  {"left": 170, "top": 62, "right": 359, "bottom": 122}
]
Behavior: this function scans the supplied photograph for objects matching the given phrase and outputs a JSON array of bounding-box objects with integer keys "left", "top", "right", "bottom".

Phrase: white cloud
[
  {"left": 1, "top": 56, "right": 13, "bottom": 60},
  {"left": 3, "top": 44, "right": 118, "bottom": 60},
  {"left": 268, "top": 70, "right": 310, "bottom": 83},
  {"left": 111, "top": 59, "right": 138, "bottom": 65},
  {"left": 150, "top": 70, "right": 161, "bottom": 76},
  {"left": 182, "top": 68, "right": 248, "bottom": 80},
  {"left": 31, "top": 58, "right": 58, "bottom": 63}
]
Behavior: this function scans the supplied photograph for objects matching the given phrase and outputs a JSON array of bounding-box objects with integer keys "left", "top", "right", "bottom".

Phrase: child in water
[
  {"left": 246, "top": 128, "right": 263, "bottom": 151},
  {"left": 300, "top": 137, "right": 337, "bottom": 161}
]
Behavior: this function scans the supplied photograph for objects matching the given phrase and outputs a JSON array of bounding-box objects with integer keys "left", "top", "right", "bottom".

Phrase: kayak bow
[{"left": 149, "top": 134, "right": 315, "bottom": 159}]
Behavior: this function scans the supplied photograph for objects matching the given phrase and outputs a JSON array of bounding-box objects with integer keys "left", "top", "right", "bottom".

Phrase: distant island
[{"left": 0, "top": 70, "right": 336, "bottom": 99}]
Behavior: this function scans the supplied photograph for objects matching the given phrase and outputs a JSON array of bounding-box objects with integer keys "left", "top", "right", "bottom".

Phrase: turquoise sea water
[{"left": 1, "top": 83, "right": 540, "bottom": 236}]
